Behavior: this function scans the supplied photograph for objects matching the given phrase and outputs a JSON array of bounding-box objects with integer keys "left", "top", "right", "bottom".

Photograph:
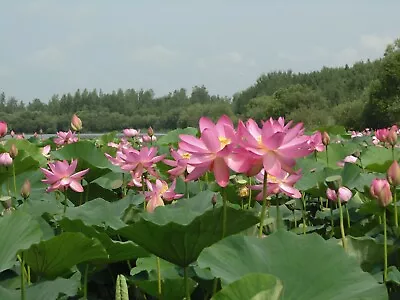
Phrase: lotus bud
[
  {"left": 387, "top": 125, "right": 398, "bottom": 146},
  {"left": 33, "top": 132, "right": 38, "bottom": 138},
  {"left": 9, "top": 144, "right": 18, "bottom": 159},
  {"left": 10, "top": 130, "right": 15, "bottom": 138},
  {"left": 325, "top": 175, "right": 342, "bottom": 191},
  {"left": 71, "top": 114, "right": 82, "bottom": 131},
  {"left": 338, "top": 187, "right": 352, "bottom": 202},
  {"left": 0, "top": 121, "right": 7, "bottom": 138},
  {"left": 0, "top": 153, "right": 13, "bottom": 166},
  {"left": 375, "top": 128, "right": 389, "bottom": 143},
  {"left": 370, "top": 178, "right": 392, "bottom": 207},
  {"left": 142, "top": 135, "right": 151, "bottom": 143},
  {"left": 211, "top": 194, "right": 217, "bottom": 206},
  {"left": 148, "top": 126, "right": 154, "bottom": 137},
  {"left": 21, "top": 179, "right": 31, "bottom": 199},
  {"left": 326, "top": 188, "right": 338, "bottom": 201},
  {"left": 123, "top": 128, "right": 139, "bottom": 137},
  {"left": 39, "top": 129, "right": 43, "bottom": 134},
  {"left": 0, "top": 196, "right": 12, "bottom": 209},
  {"left": 238, "top": 186, "right": 249, "bottom": 198},
  {"left": 387, "top": 160, "right": 400, "bottom": 186},
  {"left": 322, "top": 132, "right": 330, "bottom": 146}
]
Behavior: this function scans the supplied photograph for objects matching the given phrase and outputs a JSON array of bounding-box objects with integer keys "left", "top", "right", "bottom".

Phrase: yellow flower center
[
  {"left": 160, "top": 182, "right": 169, "bottom": 194},
  {"left": 219, "top": 136, "right": 231, "bottom": 147},
  {"left": 182, "top": 152, "right": 191, "bottom": 159}
]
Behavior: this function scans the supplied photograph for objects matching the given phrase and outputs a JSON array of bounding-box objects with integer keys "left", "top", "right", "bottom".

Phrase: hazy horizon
[{"left": 1, "top": 1, "right": 399, "bottom": 103}]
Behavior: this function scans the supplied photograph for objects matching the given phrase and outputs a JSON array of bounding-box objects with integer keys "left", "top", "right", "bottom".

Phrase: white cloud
[
  {"left": 334, "top": 47, "right": 359, "bottom": 65},
  {"left": 27, "top": 46, "right": 65, "bottom": 70},
  {"left": 196, "top": 51, "right": 255, "bottom": 69},
  {"left": 360, "top": 34, "right": 393, "bottom": 53},
  {"left": 129, "top": 45, "right": 178, "bottom": 65}
]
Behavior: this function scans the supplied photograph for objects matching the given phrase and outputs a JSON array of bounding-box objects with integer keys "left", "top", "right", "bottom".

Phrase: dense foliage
[
  {"left": 0, "top": 113, "right": 399, "bottom": 299},
  {"left": 1, "top": 40, "right": 399, "bottom": 134}
]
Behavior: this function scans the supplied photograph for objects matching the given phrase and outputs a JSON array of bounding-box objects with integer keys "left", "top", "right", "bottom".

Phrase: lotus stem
[
  {"left": 63, "top": 192, "right": 67, "bottom": 214},
  {"left": 85, "top": 183, "right": 90, "bottom": 204},
  {"left": 122, "top": 173, "right": 126, "bottom": 197},
  {"left": 222, "top": 189, "right": 228, "bottom": 238},
  {"left": 301, "top": 192, "right": 306, "bottom": 235},
  {"left": 293, "top": 210, "right": 297, "bottom": 228},
  {"left": 12, "top": 163, "right": 17, "bottom": 198},
  {"left": 276, "top": 197, "right": 280, "bottom": 231},
  {"left": 258, "top": 172, "right": 268, "bottom": 238},
  {"left": 79, "top": 180, "right": 83, "bottom": 206},
  {"left": 393, "top": 186, "right": 398, "bottom": 228},
  {"left": 184, "top": 267, "right": 190, "bottom": 300},
  {"left": 325, "top": 145, "right": 329, "bottom": 165},
  {"left": 247, "top": 177, "right": 252, "bottom": 209},
  {"left": 383, "top": 208, "right": 388, "bottom": 283},
  {"left": 142, "top": 175, "right": 146, "bottom": 211},
  {"left": 27, "top": 266, "right": 30, "bottom": 285},
  {"left": 20, "top": 254, "right": 26, "bottom": 300},
  {"left": 330, "top": 204, "right": 334, "bottom": 238},
  {"left": 345, "top": 205, "right": 351, "bottom": 228},
  {"left": 156, "top": 257, "right": 162, "bottom": 298},
  {"left": 337, "top": 199, "right": 347, "bottom": 250},
  {"left": 83, "top": 264, "right": 89, "bottom": 299}
]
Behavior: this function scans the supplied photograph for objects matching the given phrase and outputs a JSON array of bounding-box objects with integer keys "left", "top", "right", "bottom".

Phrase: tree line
[{"left": 1, "top": 40, "right": 399, "bottom": 133}]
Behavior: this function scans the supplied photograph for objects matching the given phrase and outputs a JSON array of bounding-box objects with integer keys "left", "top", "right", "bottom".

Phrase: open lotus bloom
[
  {"left": 54, "top": 130, "right": 78, "bottom": 146},
  {"left": 308, "top": 131, "right": 325, "bottom": 152},
  {"left": 119, "top": 146, "right": 165, "bottom": 179},
  {"left": 179, "top": 115, "right": 236, "bottom": 187},
  {"left": 40, "top": 159, "right": 89, "bottom": 192},
  {"left": 163, "top": 148, "right": 195, "bottom": 178},
  {"left": 251, "top": 169, "right": 302, "bottom": 199},
  {"left": 235, "top": 117, "right": 312, "bottom": 177},
  {"left": 144, "top": 179, "right": 183, "bottom": 212}
]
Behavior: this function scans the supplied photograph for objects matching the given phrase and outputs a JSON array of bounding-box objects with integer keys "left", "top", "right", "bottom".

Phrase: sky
[{"left": 0, "top": 1, "right": 399, "bottom": 103}]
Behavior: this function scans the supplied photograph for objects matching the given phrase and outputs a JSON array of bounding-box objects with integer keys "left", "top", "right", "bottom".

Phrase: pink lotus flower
[
  {"left": 337, "top": 155, "right": 358, "bottom": 167},
  {"left": 179, "top": 115, "right": 236, "bottom": 187},
  {"left": 16, "top": 134, "right": 25, "bottom": 140},
  {"left": 375, "top": 128, "right": 389, "bottom": 143},
  {"left": 326, "top": 187, "right": 352, "bottom": 202},
  {"left": 142, "top": 135, "right": 156, "bottom": 143},
  {"left": 370, "top": 178, "right": 392, "bottom": 207},
  {"left": 123, "top": 128, "right": 140, "bottom": 137},
  {"left": 351, "top": 131, "right": 363, "bottom": 138},
  {"left": 0, "top": 153, "right": 12, "bottom": 166},
  {"left": 40, "top": 159, "right": 89, "bottom": 192},
  {"left": 387, "top": 125, "right": 398, "bottom": 146},
  {"left": 163, "top": 148, "right": 194, "bottom": 178},
  {"left": 144, "top": 179, "right": 183, "bottom": 212},
  {"left": 387, "top": 160, "right": 400, "bottom": 186},
  {"left": 41, "top": 145, "right": 51, "bottom": 158},
  {"left": 251, "top": 169, "right": 302, "bottom": 199},
  {"left": 54, "top": 130, "right": 78, "bottom": 146},
  {"left": 0, "top": 121, "right": 7, "bottom": 137},
  {"left": 235, "top": 117, "right": 312, "bottom": 177},
  {"left": 308, "top": 131, "right": 325, "bottom": 152},
  {"left": 71, "top": 114, "right": 82, "bottom": 131},
  {"left": 119, "top": 146, "right": 165, "bottom": 179}
]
